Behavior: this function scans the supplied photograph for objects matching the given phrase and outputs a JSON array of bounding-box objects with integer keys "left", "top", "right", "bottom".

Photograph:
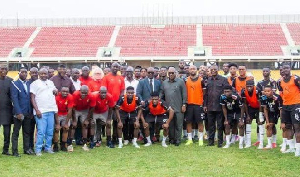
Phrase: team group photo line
[{"left": 0, "top": 60, "right": 299, "bottom": 157}]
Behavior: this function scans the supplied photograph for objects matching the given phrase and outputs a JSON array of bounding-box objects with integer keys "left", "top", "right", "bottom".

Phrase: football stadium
[{"left": 1, "top": 0, "right": 300, "bottom": 176}]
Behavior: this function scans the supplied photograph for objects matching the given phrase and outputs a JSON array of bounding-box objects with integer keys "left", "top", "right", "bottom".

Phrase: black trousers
[
  {"left": 29, "top": 117, "right": 35, "bottom": 149},
  {"left": 12, "top": 116, "right": 31, "bottom": 153},
  {"left": 207, "top": 111, "right": 224, "bottom": 145},
  {"left": 1, "top": 124, "right": 11, "bottom": 153}
]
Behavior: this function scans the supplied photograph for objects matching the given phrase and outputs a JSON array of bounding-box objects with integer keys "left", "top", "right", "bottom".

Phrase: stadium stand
[
  {"left": 115, "top": 25, "right": 196, "bottom": 56},
  {"left": 0, "top": 27, "right": 36, "bottom": 57},
  {"left": 202, "top": 24, "right": 288, "bottom": 56},
  {"left": 30, "top": 26, "right": 114, "bottom": 57},
  {"left": 287, "top": 23, "right": 300, "bottom": 45}
]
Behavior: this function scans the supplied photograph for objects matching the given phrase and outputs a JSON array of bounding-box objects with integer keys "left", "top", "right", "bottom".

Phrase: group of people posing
[{"left": 0, "top": 60, "right": 299, "bottom": 157}]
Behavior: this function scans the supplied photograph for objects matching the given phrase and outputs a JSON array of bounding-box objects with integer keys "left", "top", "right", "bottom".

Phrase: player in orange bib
[
  {"left": 277, "top": 63, "right": 300, "bottom": 156},
  {"left": 241, "top": 80, "right": 263, "bottom": 149},
  {"left": 185, "top": 65, "right": 206, "bottom": 146},
  {"left": 115, "top": 86, "right": 142, "bottom": 148},
  {"left": 141, "top": 92, "right": 174, "bottom": 148},
  {"left": 232, "top": 65, "right": 253, "bottom": 95}
]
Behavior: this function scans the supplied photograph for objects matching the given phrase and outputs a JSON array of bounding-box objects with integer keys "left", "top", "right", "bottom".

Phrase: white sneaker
[
  {"left": 67, "top": 145, "right": 74, "bottom": 152},
  {"left": 245, "top": 145, "right": 251, "bottom": 149},
  {"left": 223, "top": 144, "right": 230, "bottom": 148},
  {"left": 264, "top": 144, "right": 272, "bottom": 149},
  {"left": 280, "top": 146, "right": 287, "bottom": 153},
  {"left": 144, "top": 142, "right": 152, "bottom": 147},
  {"left": 82, "top": 144, "right": 89, "bottom": 151},
  {"left": 133, "top": 143, "right": 140, "bottom": 148},
  {"left": 118, "top": 143, "right": 123, "bottom": 149},
  {"left": 283, "top": 148, "right": 295, "bottom": 153},
  {"left": 239, "top": 144, "right": 244, "bottom": 149},
  {"left": 124, "top": 140, "right": 129, "bottom": 145},
  {"left": 295, "top": 149, "right": 300, "bottom": 157},
  {"left": 162, "top": 142, "right": 168, "bottom": 148},
  {"left": 257, "top": 144, "right": 263, "bottom": 150}
]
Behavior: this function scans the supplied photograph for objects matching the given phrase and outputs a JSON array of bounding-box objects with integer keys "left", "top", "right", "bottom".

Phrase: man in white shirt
[
  {"left": 71, "top": 68, "right": 81, "bottom": 90},
  {"left": 124, "top": 66, "right": 139, "bottom": 92},
  {"left": 30, "top": 68, "right": 58, "bottom": 156}
]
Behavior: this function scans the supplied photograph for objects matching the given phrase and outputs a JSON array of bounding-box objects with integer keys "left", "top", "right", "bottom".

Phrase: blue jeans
[{"left": 35, "top": 112, "right": 55, "bottom": 153}]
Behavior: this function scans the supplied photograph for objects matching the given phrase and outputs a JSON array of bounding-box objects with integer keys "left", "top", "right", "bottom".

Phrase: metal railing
[{"left": 1, "top": 14, "right": 300, "bottom": 27}]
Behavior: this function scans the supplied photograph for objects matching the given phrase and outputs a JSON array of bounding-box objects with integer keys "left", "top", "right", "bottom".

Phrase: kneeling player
[
  {"left": 141, "top": 92, "right": 174, "bottom": 147},
  {"left": 115, "top": 86, "right": 142, "bottom": 148},
  {"left": 53, "top": 87, "right": 73, "bottom": 152},
  {"left": 261, "top": 85, "right": 282, "bottom": 149},
  {"left": 220, "top": 86, "right": 243, "bottom": 148}
]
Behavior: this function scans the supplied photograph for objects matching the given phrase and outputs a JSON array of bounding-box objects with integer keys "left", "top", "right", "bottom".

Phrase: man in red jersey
[
  {"left": 53, "top": 87, "right": 73, "bottom": 152},
  {"left": 70, "top": 85, "right": 96, "bottom": 151},
  {"left": 79, "top": 66, "right": 93, "bottom": 86},
  {"left": 92, "top": 86, "right": 115, "bottom": 148},
  {"left": 101, "top": 62, "right": 125, "bottom": 144}
]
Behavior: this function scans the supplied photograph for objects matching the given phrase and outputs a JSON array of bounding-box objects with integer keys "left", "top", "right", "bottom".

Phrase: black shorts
[
  {"left": 281, "top": 104, "right": 300, "bottom": 124},
  {"left": 227, "top": 112, "right": 240, "bottom": 127},
  {"left": 145, "top": 114, "right": 168, "bottom": 124},
  {"left": 248, "top": 106, "right": 259, "bottom": 120},
  {"left": 268, "top": 112, "right": 279, "bottom": 124},
  {"left": 186, "top": 104, "right": 205, "bottom": 123},
  {"left": 119, "top": 110, "right": 138, "bottom": 124}
]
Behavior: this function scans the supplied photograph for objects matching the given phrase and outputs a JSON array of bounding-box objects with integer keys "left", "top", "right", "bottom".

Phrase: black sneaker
[
  {"left": 53, "top": 143, "right": 59, "bottom": 152},
  {"left": 107, "top": 141, "right": 115, "bottom": 148},
  {"left": 89, "top": 142, "right": 96, "bottom": 149}
]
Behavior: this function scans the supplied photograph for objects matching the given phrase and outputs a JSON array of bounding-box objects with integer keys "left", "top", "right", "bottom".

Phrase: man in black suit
[
  {"left": 10, "top": 67, "right": 34, "bottom": 157},
  {"left": 0, "top": 64, "right": 13, "bottom": 156},
  {"left": 136, "top": 67, "right": 161, "bottom": 142}
]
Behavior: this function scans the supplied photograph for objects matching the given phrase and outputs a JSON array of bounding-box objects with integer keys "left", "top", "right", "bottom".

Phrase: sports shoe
[
  {"left": 36, "top": 152, "right": 42, "bottom": 156},
  {"left": 67, "top": 145, "right": 73, "bottom": 152},
  {"left": 280, "top": 146, "right": 287, "bottom": 153},
  {"left": 185, "top": 140, "right": 193, "bottom": 146},
  {"left": 295, "top": 149, "right": 300, "bottom": 157},
  {"left": 239, "top": 144, "right": 244, "bottom": 149},
  {"left": 53, "top": 143, "right": 59, "bottom": 152},
  {"left": 162, "top": 141, "right": 168, "bottom": 148},
  {"left": 223, "top": 144, "right": 230, "bottom": 148},
  {"left": 264, "top": 144, "right": 272, "bottom": 149},
  {"left": 198, "top": 140, "right": 204, "bottom": 146},
  {"left": 283, "top": 148, "right": 295, "bottom": 153},
  {"left": 61, "top": 145, "right": 68, "bottom": 152},
  {"left": 193, "top": 135, "right": 199, "bottom": 141},
  {"left": 118, "top": 143, "right": 123, "bottom": 149},
  {"left": 124, "top": 140, "right": 129, "bottom": 145},
  {"left": 144, "top": 142, "right": 152, "bottom": 147},
  {"left": 44, "top": 149, "right": 55, "bottom": 154},
  {"left": 252, "top": 141, "right": 260, "bottom": 146},
  {"left": 96, "top": 141, "right": 101, "bottom": 147},
  {"left": 152, "top": 137, "right": 157, "bottom": 142},
  {"left": 257, "top": 144, "right": 263, "bottom": 149},
  {"left": 272, "top": 143, "right": 277, "bottom": 148},
  {"left": 107, "top": 141, "right": 115, "bottom": 148},
  {"left": 82, "top": 144, "right": 90, "bottom": 151},
  {"left": 245, "top": 144, "right": 251, "bottom": 149},
  {"left": 133, "top": 143, "right": 140, "bottom": 148},
  {"left": 89, "top": 142, "right": 96, "bottom": 149},
  {"left": 138, "top": 136, "right": 143, "bottom": 142}
]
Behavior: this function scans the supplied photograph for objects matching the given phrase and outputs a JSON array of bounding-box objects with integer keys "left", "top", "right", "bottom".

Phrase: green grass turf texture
[{"left": 0, "top": 124, "right": 298, "bottom": 177}]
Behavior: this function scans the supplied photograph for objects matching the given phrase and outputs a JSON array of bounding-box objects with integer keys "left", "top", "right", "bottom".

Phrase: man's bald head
[
  {"left": 80, "top": 85, "right": 89, "bottom": 92},
  {"left": 100, "top": 86, "right": 107, "bottom": 92}
]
